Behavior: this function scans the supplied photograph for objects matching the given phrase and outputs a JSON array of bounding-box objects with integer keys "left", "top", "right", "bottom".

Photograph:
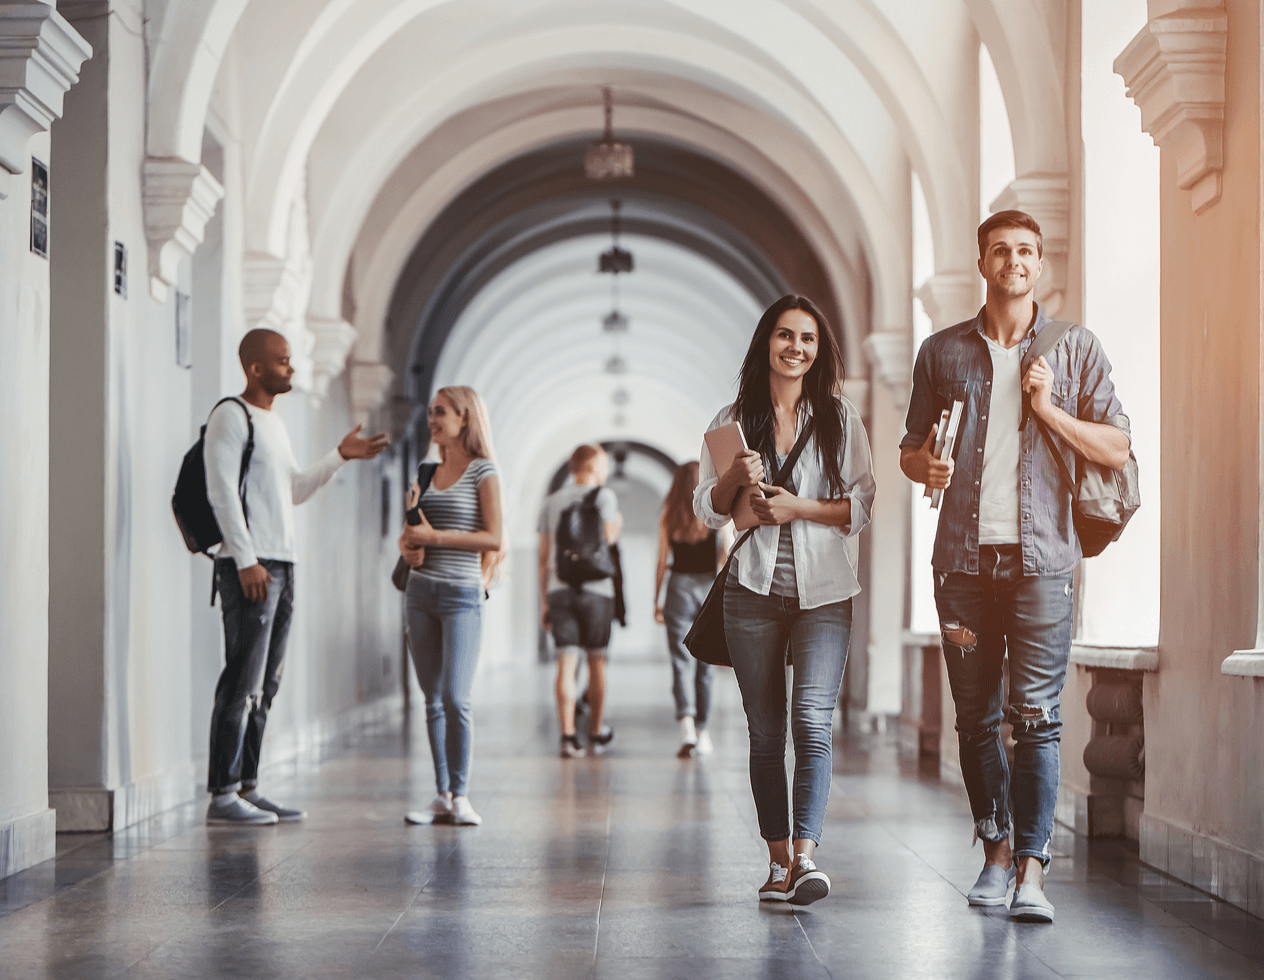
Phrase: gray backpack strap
[{"left": 1020, "top": 320, "right": 1076, "bottom": 431}]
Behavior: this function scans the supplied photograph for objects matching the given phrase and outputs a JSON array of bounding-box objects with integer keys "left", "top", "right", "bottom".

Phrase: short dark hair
[{"left": 977, "top": 210, "right": 1042, "bottom": 259}]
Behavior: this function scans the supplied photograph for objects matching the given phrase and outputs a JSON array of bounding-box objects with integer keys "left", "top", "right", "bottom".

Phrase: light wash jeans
[
  {"left": 662, "top": 571, "right": 714, "bottom": 725},
  {"left": 933, "top": 544, "right": 1074, "bottom": 868},
  {"left": 405, "top": 572, "right": 483, "bottom": 797},
  {"left": 723, "top": 569, "right": 851, "bottom": 845}
]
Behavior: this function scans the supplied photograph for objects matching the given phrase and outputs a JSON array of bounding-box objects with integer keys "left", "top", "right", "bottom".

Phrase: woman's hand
[
  {"left": 401, "top": 511, "right": 438, "bottom": 547},
  {"left": 750, "top": 484, "right": 802, "bottom": 526},
  {"left": 405, "top": 482, "right": 421, "bottom": 509},
  {"left": 724, "top": 450, "right": 765, "bottom": 488},
  {"left": 397, "top": 530, "right": 427, "bottom": 568},
  {"left": 654, "top": 605, "right": 666, "bottom": 625}
]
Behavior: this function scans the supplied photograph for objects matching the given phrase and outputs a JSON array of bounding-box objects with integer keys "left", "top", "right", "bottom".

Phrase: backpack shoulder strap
[{"left": 1021, "top": 320, "right": 1076, "bottom": 376}]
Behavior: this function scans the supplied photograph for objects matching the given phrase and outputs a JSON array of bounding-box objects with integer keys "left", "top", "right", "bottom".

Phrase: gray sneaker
[
  {"left": 967, "top": 864, "right": 1016, "bottom": 906},
  {"left": 243, "top": 793, "right": 306, "bottom": 822},
  {"left": 207, "top": 797, "right": 279, "bottom": 826},
  {"left": 1010, "top": 881, "right": 1055, "bottom": 922}
]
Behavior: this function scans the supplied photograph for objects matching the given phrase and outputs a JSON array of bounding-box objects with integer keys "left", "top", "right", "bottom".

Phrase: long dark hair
[
  {"left": 661, "top": 461, "right": 709, "bottom": 543},
  {"left": 733, "top": 295, "right": 847, "bottom": 498}
]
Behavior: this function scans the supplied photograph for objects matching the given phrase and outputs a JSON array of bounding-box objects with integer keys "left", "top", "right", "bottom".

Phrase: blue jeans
[
  {"left": 208, "top": 559, "right": 295, "bottom": 795},
  {"left": 933, "top": 544, "right": 1074, "bottom": 867},
  {"left": 405, "top": 573, "right": 483, "bottom": 797},
  {"left": 723, "top": 570, "right": 851, "bottom": 845},
  {"left": 663, "top": 572, "right": 713, "bottom": 725}
]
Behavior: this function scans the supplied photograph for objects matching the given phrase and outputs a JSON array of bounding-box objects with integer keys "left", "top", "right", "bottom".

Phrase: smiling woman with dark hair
[{"left": 693, "top": 295, "right": 876, "bottom": 907}]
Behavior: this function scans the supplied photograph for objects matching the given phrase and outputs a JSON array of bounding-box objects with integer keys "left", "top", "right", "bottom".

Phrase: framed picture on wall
[{"left": 30, "top": 158, "right": 48, "bottom": 259}]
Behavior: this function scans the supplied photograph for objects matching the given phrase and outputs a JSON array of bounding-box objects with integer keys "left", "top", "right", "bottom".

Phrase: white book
[{"left": 928, "top": 400, "right": 965, "bottom": 510}]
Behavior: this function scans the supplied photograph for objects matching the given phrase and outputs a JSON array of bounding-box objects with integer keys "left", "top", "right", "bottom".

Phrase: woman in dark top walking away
[
  {"left": 654, "top": 462, "right": 731, "bottom": 758},
  {"left": 694, "top": 295, "right": 876, "bottom": 906},
  {"left": 398, "top": 386, "right": 503, "bottom": 828}
]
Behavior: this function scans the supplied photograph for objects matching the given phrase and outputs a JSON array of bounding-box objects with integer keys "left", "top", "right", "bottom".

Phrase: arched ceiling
[{"left": 382, "top": 137, "right": 852, "bottom": 416}]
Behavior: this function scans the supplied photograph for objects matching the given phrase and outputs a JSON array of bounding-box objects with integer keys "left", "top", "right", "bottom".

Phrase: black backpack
[
  {"left": 172, "top": 398, "right": 254, "bottom": 556},
  {"left": 556, "top": 488, "right": 616, "bottom": 588}
]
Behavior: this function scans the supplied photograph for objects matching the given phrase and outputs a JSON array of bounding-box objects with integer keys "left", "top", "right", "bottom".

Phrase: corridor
[{"left": 4, "top": 662, "right": 1261, "bottom": 980}]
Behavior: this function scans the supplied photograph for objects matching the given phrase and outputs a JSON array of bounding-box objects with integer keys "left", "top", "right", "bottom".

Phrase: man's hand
[
  {"left": 238, "top": 563, "right": 272, "bottom": 605},
  {"left": 900, "top": 424, "right": 954, "bottom": 489},
  {"left": 338, "top": 424, "right": 390, "bottom": 460},
  {"left": 1022, "top": 356, "right": 1055, "bottom": 420},
  {"left": 751, "top": 484, "right": 802, "bottom": 526},
  {"left": 654, "top": 605, "right": 666, "bottom": 625}
]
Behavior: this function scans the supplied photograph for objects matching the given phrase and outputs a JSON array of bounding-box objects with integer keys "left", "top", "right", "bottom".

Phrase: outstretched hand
[{"left": 338, "top": 424, "right": 390, "bottom": 460}]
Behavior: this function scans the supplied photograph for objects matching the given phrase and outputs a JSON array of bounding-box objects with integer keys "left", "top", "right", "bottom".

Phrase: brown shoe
[
  {"left": 786, "top": 854, "right": 830, "bottom": 906},
  {"left": 758, "top": 861, "right": 789, "bottom": 902}
]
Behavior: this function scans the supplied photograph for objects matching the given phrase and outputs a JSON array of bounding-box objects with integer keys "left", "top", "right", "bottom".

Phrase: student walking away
[
  {"left": 654, "top": 461, "right": 732, "bottom": 759},
  {"left": 399, "top": 386, "right": 504, "bottom": 828},
  {"left": 204, "top": 329, "right": 389, "bottom": 825},
  {"left": 694, "top": 295, "right": 875, "bottom": 907},
  {"left": 900, "top": 210, "right": 1131, "bottom": 923},
  {"left": 539, "top": 445, "right": 622, "bottom": 759}
]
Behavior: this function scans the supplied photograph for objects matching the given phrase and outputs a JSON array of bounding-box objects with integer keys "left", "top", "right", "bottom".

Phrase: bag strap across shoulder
[
  {"left": 726, "top": 417, "right": 816, "bottom": 560},
  {"left": 1019, "top": 320, "right": 1076, "bottom": 434},
  {"left": 416, "top": 461, "right": 438, "bottom": 495}
]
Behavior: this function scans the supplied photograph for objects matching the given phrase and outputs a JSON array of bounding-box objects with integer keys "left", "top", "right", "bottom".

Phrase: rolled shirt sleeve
[
  {"left": 837, "top": 400, "right": 877, "bottom": 538},
  {"left": 203, "top": 401, "right": 257, "bottom": 570},
  {"left": 693, "top": 407, "right": 735, "bottom": 531}
]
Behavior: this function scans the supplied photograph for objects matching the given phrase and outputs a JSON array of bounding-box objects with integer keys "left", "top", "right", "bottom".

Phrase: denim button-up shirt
[{"left": 900, "top": 305, "right": 1128, "bottom": 576}]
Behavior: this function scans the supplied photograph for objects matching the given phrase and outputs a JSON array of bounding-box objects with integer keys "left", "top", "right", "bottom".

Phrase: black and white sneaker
[
  {"left": 560, "top": 734, "right": 584, "bottom": 758},
  {"left": 587, "top": 725, "right": 615, "bottom": 756}
]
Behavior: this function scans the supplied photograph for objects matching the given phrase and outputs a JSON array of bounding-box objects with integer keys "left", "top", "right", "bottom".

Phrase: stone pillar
[
  {"left": 860, "top": 330, "right": 911, "bottom": 724},
  {"left": 915, "top": 272, "right": 978, "bottom": 333},
  {"left": 0, "top": 1, "right": 89, "bottom": 879},
  {"left": 47, "top": 2, "right": 197, "bottom": 833}
]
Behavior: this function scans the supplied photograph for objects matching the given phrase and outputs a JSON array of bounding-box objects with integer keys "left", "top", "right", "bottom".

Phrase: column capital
[
  {"left": 990, "top": 174, "right": 1070, "bottom": 317},
  {"left": 308, "top": 316, "right": 358, "bottom": 404},
  {"left": 349, "top": 361, "right": 395, "bottom": 424},
  {"left": 915, "top": 272, "right": 978, "bottom": 333},
  {"left": 243, "top": 251, "right": 303, "bottom": 331},
  {"left": 143, "top": 158, "right": 224, "bottom": 302},
  {"left": 0, "top": 3, "right": 91, "bottom": 194},
  {"left": 861, "top": 330, "right": 911, "bottom": 409},
  {"left": 1114, "top": 7, "right": 1227, "bottom": 214}
]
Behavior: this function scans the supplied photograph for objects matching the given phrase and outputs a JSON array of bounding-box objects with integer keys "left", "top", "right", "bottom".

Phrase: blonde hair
[
  {"left": 433, "top": 386, "right": 504, "bottom": 583},
  {"left": 660, "top": 461, "right": 709, "bottom": 543}
]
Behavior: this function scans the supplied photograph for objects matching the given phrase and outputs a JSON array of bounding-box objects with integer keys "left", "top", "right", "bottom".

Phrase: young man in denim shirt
[{"left": 900, "top": 210, "right": 1131, "bottom": 922}]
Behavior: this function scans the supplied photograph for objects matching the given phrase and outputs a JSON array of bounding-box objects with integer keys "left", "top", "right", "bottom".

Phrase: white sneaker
[
  {"left": 695, "top": 730, "right": 714, "bottom": 755},
  {"left": 207, "top": 796, "right": 278, "bottom": 826},
  {"left": 680, "top": 716, "right": 698, "bottom": 745},
  {"left": 405, "top": 796, "right": 453, "bottom": 825},
  {"left": 450, "top": 796, "right": 482, "bottom": 826}
]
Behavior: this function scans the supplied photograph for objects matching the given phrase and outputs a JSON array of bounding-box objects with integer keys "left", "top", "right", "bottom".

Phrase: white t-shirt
[
  {"left": 538, "top": 483, "right": 620, "bottom": 597},
  {"left": 978, "top": 335, "right": 1022, "bottom": 544},
  {"left": 203, "top": 399, "right": 345, "bottom": 568}
]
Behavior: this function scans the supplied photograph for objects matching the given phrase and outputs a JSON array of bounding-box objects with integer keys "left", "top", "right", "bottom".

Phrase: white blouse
[{"left": 693, "top": 397, "right": 876, "bottom": 609}]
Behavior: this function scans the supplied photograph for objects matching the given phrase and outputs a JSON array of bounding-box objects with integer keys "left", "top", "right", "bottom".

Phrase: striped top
[{"left": 414, "top": 458, "right": 498, "bottom": 584}]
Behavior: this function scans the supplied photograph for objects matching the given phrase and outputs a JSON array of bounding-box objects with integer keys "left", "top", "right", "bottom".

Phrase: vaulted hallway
[{"left": 4, "top": 662, "right": 1262, "bottom": 980}]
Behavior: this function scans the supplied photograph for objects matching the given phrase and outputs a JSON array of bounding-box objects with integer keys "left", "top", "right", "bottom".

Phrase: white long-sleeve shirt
[
  {"left": 203, "top": 399, "right": 345, "bottom": 568},
  {"left": 693, "top": 397, "right": 876, "bottom": 609}
]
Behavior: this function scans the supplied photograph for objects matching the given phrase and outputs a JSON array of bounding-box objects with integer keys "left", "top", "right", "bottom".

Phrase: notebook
[{"left": 703, "top": 421, "right": 760, "bottom": 531}]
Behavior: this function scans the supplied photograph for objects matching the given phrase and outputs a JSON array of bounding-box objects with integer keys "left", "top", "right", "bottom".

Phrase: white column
[{"left": 0, "top": 0, "right": 88, "bottom": 879}]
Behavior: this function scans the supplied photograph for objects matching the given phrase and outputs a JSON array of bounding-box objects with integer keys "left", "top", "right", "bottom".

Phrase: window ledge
[
  {"left": 1070, "top": 643, "right": 1158, "bottom": 672},
  {"left": 1222, "top": 650, "right": 1264, "bottom": 678}
]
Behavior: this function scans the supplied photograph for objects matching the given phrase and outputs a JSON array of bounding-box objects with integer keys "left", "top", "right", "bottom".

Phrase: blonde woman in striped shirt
[{"left": 399, "top": 386, "right": 503, "bottom": 827}]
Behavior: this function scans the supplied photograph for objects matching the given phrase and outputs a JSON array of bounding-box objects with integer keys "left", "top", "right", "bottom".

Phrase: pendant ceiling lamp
[{"left": 585, "top": 87, "right": 634, "bottom": 181}]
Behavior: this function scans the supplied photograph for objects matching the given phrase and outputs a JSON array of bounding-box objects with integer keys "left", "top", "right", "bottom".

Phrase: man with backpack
[
  {"left": 900, "top": 211, "right": 1131, "bottom": 922},
  {"left": 538, "top": 444, "right": 623, "bottom": 758},
  {"left": 202, "top": 328, "right": 388, "bottom": 825}
]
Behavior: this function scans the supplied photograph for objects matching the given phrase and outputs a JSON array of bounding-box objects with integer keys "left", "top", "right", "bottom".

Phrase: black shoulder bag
[
  {"left": 392, "top": 461, "right": 439, "bottom": 591},
  {"left": 1021, "top": 320, "right": 1141, "bottom": 558},
  {"left": 684, "top": 420, "right": 814, "bottom": 667}
]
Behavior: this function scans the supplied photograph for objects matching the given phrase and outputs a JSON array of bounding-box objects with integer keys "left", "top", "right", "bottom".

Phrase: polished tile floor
[{"left": 3, "top": 661, "right": 1262, "bottom": 980}]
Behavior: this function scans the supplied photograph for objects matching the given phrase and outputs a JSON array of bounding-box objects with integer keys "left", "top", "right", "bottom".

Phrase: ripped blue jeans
[{"left": 933, "top": 545, "right": 1074, "bottom": 868}]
